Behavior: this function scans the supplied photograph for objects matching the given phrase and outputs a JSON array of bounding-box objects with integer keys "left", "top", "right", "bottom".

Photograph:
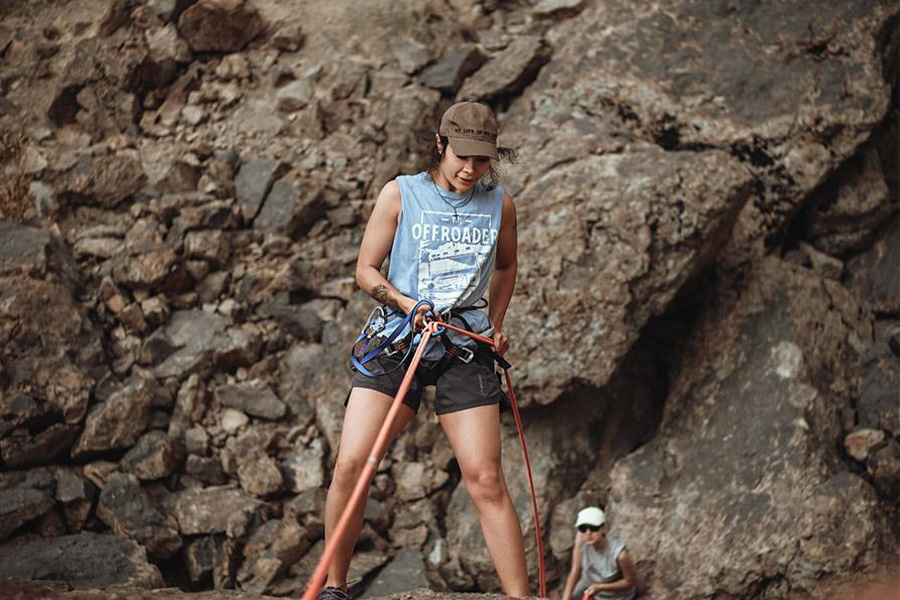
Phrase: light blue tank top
[{"left": 385, "top": 171, "right": 505, "bottom": 360}]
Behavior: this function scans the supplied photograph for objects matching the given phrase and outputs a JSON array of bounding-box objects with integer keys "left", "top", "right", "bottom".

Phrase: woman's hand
[
  {"left": 402, "top": 299, "right": 434, "bottom": 333},
  {"left": 492, "top": 329, "right": 509, "bottom": 355},
  {"left": 584, "top": 584, "right": 607, "bottom": 597}
]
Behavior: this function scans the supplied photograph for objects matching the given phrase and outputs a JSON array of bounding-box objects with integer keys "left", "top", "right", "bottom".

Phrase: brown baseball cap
[{"left": 439, "top": 101, "right": 499, "bottom": 160}]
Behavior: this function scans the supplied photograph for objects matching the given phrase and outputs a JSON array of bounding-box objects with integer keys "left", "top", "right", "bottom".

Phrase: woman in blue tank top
[{"left": 317, "top": 102, "right": 528, "bottom": 599}]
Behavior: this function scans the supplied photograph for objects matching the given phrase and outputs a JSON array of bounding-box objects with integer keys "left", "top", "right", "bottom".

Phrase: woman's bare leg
[
  {"left": 324, "top": 388, "right": 416, "bottom": 588},
  {"left": 439, "top": 404, "right": 529, "bottom": 597}
]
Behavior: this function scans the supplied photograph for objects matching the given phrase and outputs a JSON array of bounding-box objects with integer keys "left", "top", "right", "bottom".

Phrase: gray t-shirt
[{"left": 578, "top": 537, "right": 635, "bottom": 600}]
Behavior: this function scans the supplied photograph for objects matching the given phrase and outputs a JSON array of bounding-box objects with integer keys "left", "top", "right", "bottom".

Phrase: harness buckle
[{"left": 456, "top": 346, "right": 475, "bottom": 364}]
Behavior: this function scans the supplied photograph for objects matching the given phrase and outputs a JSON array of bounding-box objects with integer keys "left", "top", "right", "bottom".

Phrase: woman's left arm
[{"left": 488, "top": 193, "right": 518, "bottom": 355}]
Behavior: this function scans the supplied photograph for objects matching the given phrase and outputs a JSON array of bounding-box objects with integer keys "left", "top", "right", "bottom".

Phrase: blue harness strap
[{"left": 350, "top": 299, "right": 437, "bottom": 377}]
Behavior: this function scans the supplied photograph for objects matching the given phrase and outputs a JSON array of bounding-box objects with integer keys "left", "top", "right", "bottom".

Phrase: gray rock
[
  {"left": 97, "top": 473, "right": 182, "bottom": 558},
  {"left": 236, "top": 518, "right": 309, "bottom": 594},
  {"left": 805, "top": 147, "right": 894, "bottom": 255},
  {"left": 390, "top": 36, "right": 433, "bottom": 74},
  {"left": 272, "top": 23, "right": 304, "bottom": 52},
  {"left": 120, "top": 430, "right": 185, "bottom": 480},
  {"left": 0, "top": 532, "right": 164, "bottom": 589},
  {"left": 186, "top": 455, "right": 227, "bottom": 484},
  {"left": 0, "top": 423, "right": 79, "bottom": 469},
  {"left": 172, "top": 486, "right": 264, "bottom": 535},
  {"left": 177, "top": 0, "right": 264, "bottom": 53},
  {"left": 256, "top": 176, "right": 324, "bottom": 235},
  {"left": 362, "top": 547, "right": 429, "bottom": 597},
  {"left": 110, "top": 245, "right": 177, "bottom": 289},
  {"left": 28, "top": 180, "right": 58, "bottom": 216},
  {"left": 0, "top": 485, "right": 55, "bottom": 541},
  {"left": 152, "top": 310, "right": 232, "bottom": 378},
  {"left": 458, "top": 36, "right": 551, "bottom": 101},
  {"left": 533, "top": 0, "right": 586, "bottom": 18},
  {"left": 867, "top": 439, "right": 900, "bottom": 499},
  {"left": 184, "top": 535, "right": 223, "bottom": 584},
  {"left": 72, "top": 378, "right": 155, "bottom": 458},
  {"left": 848, "top": 219, "right": 900, "bottom": 314},
  {"left": 419, "top": 44, "right": 487, "bottom": 93},
  {"left": 237, "top": 452, "right": 284, "bottom": 497},
  {"left": 799, "top": 241, "right": 844, "bottom": 280},
  {"left": 276, "top": 78, "right": 313, "bottom": 112},
  {"left": 606, "top": 259, "right": 885, "bottom": 599},
  {"left": 281, "top": 438, "right": 325, "bottom": 494},
  {"left": 235, "top": 158, "right": 288, "bottom": 221},
  {"left": 215, "top": 379, "right": 286, "bottom": 420},
  {"left": 184, "top": 229, "right": 231, "bottom": 264},
  {"left": 857, "top": 341, "right": 900, "bottom": 435}
]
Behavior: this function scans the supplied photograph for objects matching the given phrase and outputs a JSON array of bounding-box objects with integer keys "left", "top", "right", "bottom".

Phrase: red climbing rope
[{"left": 301, "top": 319, "right": 546, "bottom": 600}]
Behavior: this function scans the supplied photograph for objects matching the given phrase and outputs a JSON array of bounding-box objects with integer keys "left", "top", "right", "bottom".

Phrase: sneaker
[{"left": 318, "top": 586, "right": 349, "bottom": 600}]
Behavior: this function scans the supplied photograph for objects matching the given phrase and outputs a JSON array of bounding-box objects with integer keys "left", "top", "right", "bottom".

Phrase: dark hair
[{"left": 420, "top": 134, "right": 517, "bottom": 189}]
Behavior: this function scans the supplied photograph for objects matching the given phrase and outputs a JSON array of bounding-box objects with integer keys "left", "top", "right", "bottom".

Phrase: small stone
[
  {"left": 845, "top": 428, "right": 886, "bottom": 461},
  {"left": 276, "top": 79, "right": 313, "bottom": 113},
  {"left": 182, "top": 105, "right": 206, "bottom": 125},
  {"left": 272, "top": 24, "right": 304, "bottom": 52},
  {"left": 220, "top": 408, "right": 249, "bottom": 434}
]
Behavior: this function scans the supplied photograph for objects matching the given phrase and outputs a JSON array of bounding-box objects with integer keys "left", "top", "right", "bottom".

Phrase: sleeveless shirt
[
  {"left": 579, "top": 537, "right": 635, "bottom": 600},
  {"left": 384, "top": 172, "right": 505, "bottom": 360}
]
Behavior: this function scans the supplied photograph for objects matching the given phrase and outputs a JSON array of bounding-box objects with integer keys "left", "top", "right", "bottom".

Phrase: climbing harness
[{"left": 301, "top": 307, "right": 547, "bottom": 599}]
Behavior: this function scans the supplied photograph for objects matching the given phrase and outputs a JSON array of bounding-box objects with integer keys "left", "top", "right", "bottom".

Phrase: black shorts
[{"left": 349, "top": 349, "right": 510, "bottom": 415}]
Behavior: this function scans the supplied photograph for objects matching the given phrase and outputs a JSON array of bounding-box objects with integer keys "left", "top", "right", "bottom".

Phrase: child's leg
[
  {"left": 439, "top": 404, "right": 529, "bottom": 597},
  {"left": 324, "top": 388, "right": 416, "bottom": 588}
]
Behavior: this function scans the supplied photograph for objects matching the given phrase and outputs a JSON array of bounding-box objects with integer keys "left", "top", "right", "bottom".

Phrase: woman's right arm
[
  {"left": 562, "top": 533, "right": 583, "bottom": 600},
  {"left": 356, "top": 180, "right": 417, "bottom": 314}
]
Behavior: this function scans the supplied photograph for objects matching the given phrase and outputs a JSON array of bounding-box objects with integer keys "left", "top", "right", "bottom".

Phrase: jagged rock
[
  {"left": 805, "top": 147, "right": 894, "bottom": 255},
  {"left": 72, "top": 378, "right": 155, "bottom": 458},
  {"left": 419, "top": 44, "right": 487, "bottom": 93},
  {"left": 457, "top": 36, "right": 551, "bottom": 101},
  {"left": 799, "top": 242, "right": 844, "bottom": 280},
  {"left": 144, "top": 24, "right": 193, "bottom": 86},
  {"left": 255, "top": 175, "right": 324, "bottom": 235},
  {"left": 845, "top": 428, "right": 886, "bottom": 462},
  {"left": 606, "top": 259, "right": 883, "bottom": 599},
  {"left": 96, "top": 473, "right": 182, "bottom": 558},
  {"left": 120, "top": 431, "right": 184, "bottom": 480},
  {"left": 0, "top": 424, "right": 80, "bottom": 469},
  {"left": 533, "top": 0, "right": 586, "bottom": 19},
  {"left": 61, "top": 152, "right": 146, "bottom": 208},
  {"left": 185, "top": 455, "right": 227, "bottom": 484},
  {"left": 152, "top": 310, "right": 261, "bottom": 378},
  {"left": 235, "top": 158, "right": 289, "bottom": 222},
  {"left": 236, "top": 518, "right": 309, "bottom": 594},
  {"left": 867, "top": 439, "right": 900, "bottom": 499},
  {"left": 184, "top": 230, "right": 231, "bottom": 265},
  {"left": 177, "top": 0, "right": 265, "bottom": 53},
  {"left": 0, "top": 533, "right": 164, "bottom": 589},
  {"left": 276, "top": 79, "right": 313, "bottom": 112},
  {"left": 848, "top": 219, "right": 900, "bottom": 314},
  {"left": 168, "top": 374, "right": 208, "bottom": 439},
  {"left": 364, "top": 548, "right": 430, "bottom": 597},
  {"left": 109, "top": 245, "right": 177, "bottom": 289},
  {"left": 272, "top": 23, "right": 304, "bottom": 52},
  {"left": 184, "top": 535, "right": 223, "bottom": 584},
  {"left": 281, "top": 438, "right": 325, "bottom": 494},
  {"left": 0, "top": 484, "right": 56, "bottom": 541},
  {"left": 856, "top": 341, "right": 900, "bottom": 436},
  {"left": 54, "top": 468, "right": 95, "bottom": 533},
  {"left": 171, "top": 486, "right": 264, "bottom": 536},
  {"left": 390, "top": 36, "right": 433, "bottom": 74},
  {"left": 215, "top": 379, "right": 286, "bottom": 420},
  {"left": 503, "top": 148, "right": 753, "bottom": 403}
]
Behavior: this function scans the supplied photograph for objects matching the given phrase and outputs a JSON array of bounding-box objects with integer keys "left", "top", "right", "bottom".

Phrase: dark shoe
[{"left": 318, "top": 586, "right": 349, "bottom": 600}]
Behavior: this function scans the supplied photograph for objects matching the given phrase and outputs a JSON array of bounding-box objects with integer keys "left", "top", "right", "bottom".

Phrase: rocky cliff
[{"left": 0, "top": 0, "right": 897, "bottom": 598}]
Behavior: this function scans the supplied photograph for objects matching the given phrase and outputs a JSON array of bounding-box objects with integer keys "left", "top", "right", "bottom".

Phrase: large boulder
[
  {"left": 498, "top": 0, "right": 896, "bottom": 404},
  {"left": 178, "top": 0, "right": 265, "bottom": 53},
  {"left": 605, "top": 258, "right": 888, "bottom": 598},
  {"left": 0, "top": 532, "right": 164, "bottom": 589}
]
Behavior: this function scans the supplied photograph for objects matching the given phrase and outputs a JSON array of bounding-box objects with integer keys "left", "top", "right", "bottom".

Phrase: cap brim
[{"left": 447, "top": 136, "right": 499, "bottom": 160}]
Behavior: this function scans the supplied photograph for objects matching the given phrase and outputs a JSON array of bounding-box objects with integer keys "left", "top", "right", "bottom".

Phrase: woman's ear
[{"left": 434, "top": 133, "right": 444, "bottom": 154}]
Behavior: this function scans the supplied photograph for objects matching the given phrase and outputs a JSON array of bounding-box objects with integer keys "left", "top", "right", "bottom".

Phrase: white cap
[{"left": 575, "top": 506, "right": 606, "bottom": 528}]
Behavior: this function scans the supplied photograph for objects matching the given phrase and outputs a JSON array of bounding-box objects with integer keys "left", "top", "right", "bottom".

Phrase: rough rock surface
[{"left": 0, "top": 0, "right": 896, "bottom": 598}]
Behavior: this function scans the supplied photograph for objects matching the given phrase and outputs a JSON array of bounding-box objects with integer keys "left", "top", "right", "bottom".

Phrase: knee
[
  {"left": 463, "top": 463, "right": 506, "bottom": 506},
  {"left": 332, "top": 455, "right": 366, "bottom": 490}
]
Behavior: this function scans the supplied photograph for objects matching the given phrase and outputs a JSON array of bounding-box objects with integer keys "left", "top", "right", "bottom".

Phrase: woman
[
  {"left": 318, "top": 101, "right": 528, "bottom": 599},
  {"left": 562, "top": 507, "right": 638, "bottom": 600}
]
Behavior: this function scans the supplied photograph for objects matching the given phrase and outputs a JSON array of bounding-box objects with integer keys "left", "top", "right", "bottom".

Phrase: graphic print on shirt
[{"left": 411, "top": 210, "right": 498, "bottom": 309}]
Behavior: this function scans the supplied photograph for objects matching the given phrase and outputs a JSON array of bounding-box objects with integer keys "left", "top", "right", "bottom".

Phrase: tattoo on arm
[{"left": 372, "top": 284, "right": 399, "bottom": 309}]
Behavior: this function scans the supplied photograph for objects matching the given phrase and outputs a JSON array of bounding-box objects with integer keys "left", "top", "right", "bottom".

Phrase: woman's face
[
  {"left": 435, "top": 135, "right": 492, "bottom": 193},
  {"left": 580, "top": 524, "right": 606, "bottom": 546}
]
